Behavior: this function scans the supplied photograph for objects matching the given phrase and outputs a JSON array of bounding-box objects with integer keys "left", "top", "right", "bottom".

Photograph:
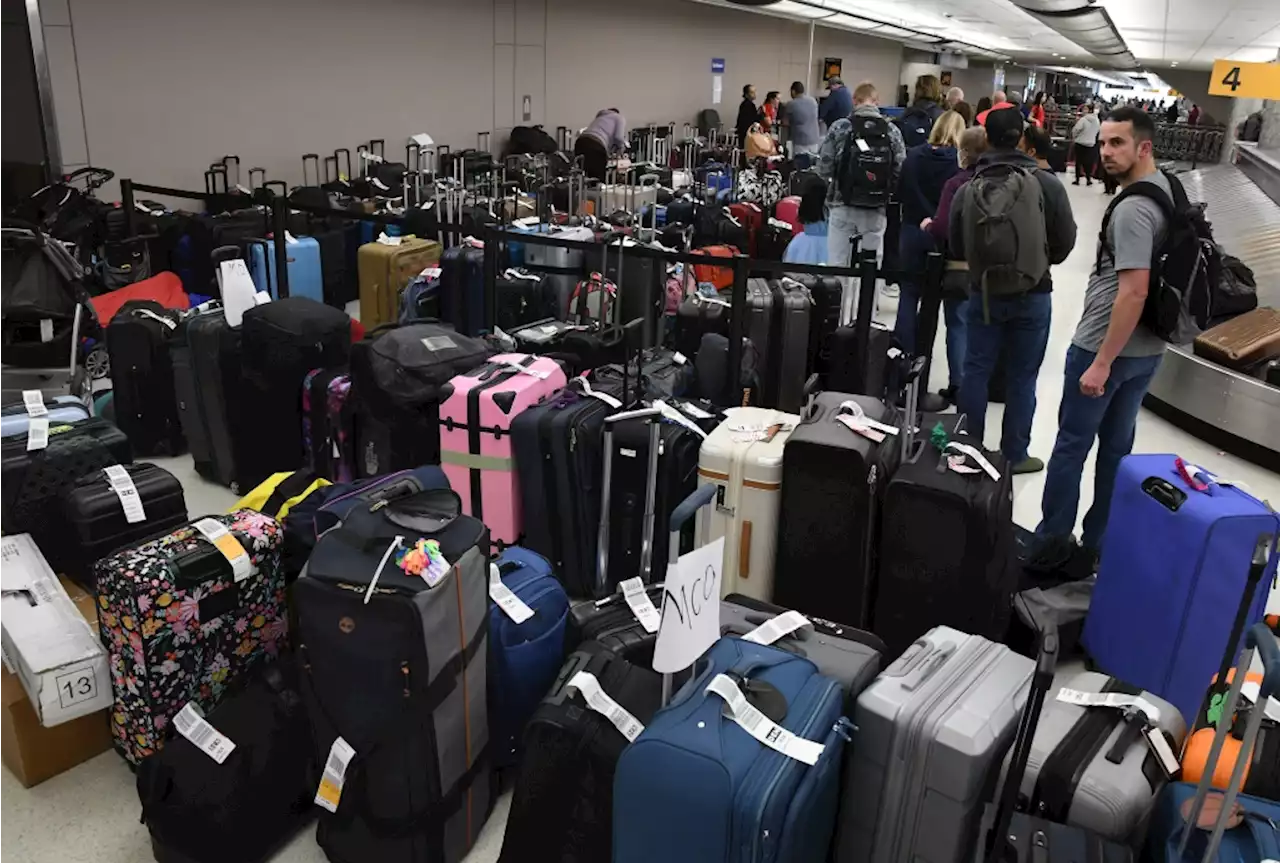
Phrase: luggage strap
[{"left": 261, "top": 469, "right": 321, "bottom": 518}]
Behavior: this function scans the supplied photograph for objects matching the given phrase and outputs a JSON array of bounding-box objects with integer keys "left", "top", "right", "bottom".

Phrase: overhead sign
[
  {"left": 711, "top": 58, "right": 725, "bottom": 73},
  {"left": 1209, "top": 60, "right": 1280, "bottom": 100}
]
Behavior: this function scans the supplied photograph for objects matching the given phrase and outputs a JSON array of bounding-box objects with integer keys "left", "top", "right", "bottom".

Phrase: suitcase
[
  {"left": 1083, "top": 454, "right": 1279, "bottom": 724},
  {"left": 838, "top": 626, "right": 1035, "bottom": 863},
  {"left": 499, "top": 642, "right": 664, "bottom": 863},
  {"left": 695, "top": 407, "right": 799, "bottom": 600},
  {"left": 674, "top": 294, "right": 731, "bottom": 362},
  {"left": 494, "top": 268, "right": 555, "bottom": 332},
  {"left": 694, "top": 332, "right": 762, "bottom": 406},
  {"left": 630, "top": 346, "right": 695, "bottom": 399},
  {"left": 106, "top": 301, "right": 185, "bottom": 458},
  {"left": 772, "top": 391, "right": 899, "bottom": 629},
  {"left": 796, "top": 274, "right": 843, "bottom": 383},
  {"left": 171, "top": 308, "right": 241, "bottom": 491},
  {"left": 775, "top": 196, "right": 802, "bottom": 234},
  {"left": 357, "top": 236, "right": 443, "bottom": 329},
  {"left": 769, "top": 279, "right": 815, "bottom": 412},
  {"left": 135, "top": 657, "right": 316, "bottom": 863},
  {"left": 302, "top": 368, "right": 354, "bottom": 482},
  {"left": 294, "top": 488, "right": 493, "bottom": 863},
  {"left": 823, "top": 258, "right": 894, "bottom": 398},
  {"left": 0, "top": 393, "right": 89, "bottom": 437},
  {"left": 1193, "top": 307, "right": 1280, "bottom": 369},
  {"left": 247, "top": 236, "right": 325, "bottom": 303},
  {"left": 311, "top": 221, "right": 360, "bottom": 307},
  {"left": 692, "top": 244, "right": 738, "bottom": 290},
  {"left": 757, "top": 219, "right": 792, "bottom": 261},
  {"left": 1, "top": 416, "right": 133, "bottom": 572},
  {"left": 63, "top": 462, "right": 188, "bottom": 590},
  {"left": 613, "top": 635, "right": 850, "bottom": 863},
  {"left": 566, "top": 581, "right": 667, "bottom": 665},
  {"left": 487, "top": 546, "right": 569, "bottom": 769},
  {"left": 440, "top": 244, "right": 486, "bottom": 336},
  {"left": 439, "top": 353, "right": 568, "bottom": 548},
  {"left": 515, "top": 224, "right": 593, "bottom": 317},
  {"left": 727, "top": 201, "right": 764, "bottom": 257},
  {"left": 95, "top": 509, "right": 288, "bottom": 764}
]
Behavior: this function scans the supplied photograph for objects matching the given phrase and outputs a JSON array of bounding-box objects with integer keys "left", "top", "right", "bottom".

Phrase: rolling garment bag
[
  {"left": 1192, "top": 307, "right": 1280, "bottom": 370},
  {"left": 439, "top": 353, "right": 567, "bottom": 548},
  {"left": 838, "top": 626, "right": 1035, "bottom": 863},
  {"left": 972, "top": 629, "right": 1133, "bottom": 863},
  {"left": 772, "top": 387, "right": 899, "bottom": 630},
  {"left": 613, "top": 636, "right": 850, "bottom": 863},
  {"left": 439, "top": 243, "right": 486, "bottom": 337},
  {"left": 170, "top": 307, "right": 241, "bottom": 491},
  {"left": 135, "top": 657, "right": 316, "bottom": 863},
  {"left": 499, "top": 641, "right": 664, "bottom": 863},
  {"left": 63, "top": 463, "right": 188, "bottom": 590},
  {"left": 95, "top": 509, "right": 288, "bottom": 764},
  {"left": 0, "top": 393, "right": 88, "bottom": 436},
  {"left": 1083, "top": 454, "right": 1279, "bottom": 725},
  {"left": 294, "top": 488, "right": 493, "bottom": 863},
  {"left": 358, "top": 235, "right": 443, "bottom": 329},
  {"left": 247, "top": 236, "right": 324, "bottom": 303},
  {"left": 106, "top": 301, "right": 185, "bottom": 457},
  {"left": 695, "top": 406, "right": 800, "bottom": 600},
  {"left": 302, "top": 368, "right": 354, "bottom": 482}
]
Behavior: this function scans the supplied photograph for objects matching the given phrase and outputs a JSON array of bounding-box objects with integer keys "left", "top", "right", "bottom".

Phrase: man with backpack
[
  {"left": 816, "top": 81, "right": 906, "bottom": 314},
  {"left": 1036, "top": 106, "right": 1174, "bottom": 560},
  {"left": 897, "top": 75, "right": 945, "bottom": 149},
  {"left": 950, "top": 106, "right": 1077, "bottom": 476}
]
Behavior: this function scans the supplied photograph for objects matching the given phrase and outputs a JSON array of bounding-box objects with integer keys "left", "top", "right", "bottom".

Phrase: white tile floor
[{"left": 3, "top": 179, "right": 1278, "bottom": 863}]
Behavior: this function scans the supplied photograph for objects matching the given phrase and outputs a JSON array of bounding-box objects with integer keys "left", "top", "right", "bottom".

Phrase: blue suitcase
[
  {"left": 1083, "top": 454, "right": 1279, "bottom": 724},
  {"left": 613, "top": 636, "right": 849, "bottom": 863},
  {"left": 247, "top": 237, "right": 325, "bottom": 303},
  {"left": 440, "top": 245, "right": 487, "bottom": 336},
  {"left": 1, "top": 395, "right": 89, "bottom": 437}
]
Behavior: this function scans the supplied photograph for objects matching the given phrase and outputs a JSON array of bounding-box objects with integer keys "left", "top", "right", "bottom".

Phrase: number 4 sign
[{"left": 1209, "top": 59, "right": 1280, "bottom": 100}]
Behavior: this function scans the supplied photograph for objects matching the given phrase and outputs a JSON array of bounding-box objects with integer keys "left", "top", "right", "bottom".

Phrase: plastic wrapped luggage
[
  {"left": 96, "top": 510, "right": 287, "bottom": 764},
  {"left": 357, "top": 236, "right": 442, "bottom": 329},
  {"left": 106, "top": 301, "right": 185, "bottom": 457},
  {"left": 1192, "top": 306, "right": 1280, "bottom": 370}
]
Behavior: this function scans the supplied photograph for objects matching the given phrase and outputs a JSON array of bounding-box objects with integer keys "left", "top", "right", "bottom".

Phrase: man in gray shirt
[
  {"left": 785, "top": 81, "right": 820, "bottom": 167},
  {"left": 1038, "top": 106, "right": 1168, "bottom": 558}
]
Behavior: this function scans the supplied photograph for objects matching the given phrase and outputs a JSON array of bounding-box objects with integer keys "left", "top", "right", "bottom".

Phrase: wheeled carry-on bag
[
  {"left": 106, "top": 301, "right": 186, "bottom": 457},
  {"left": 696, "top": 406, "right": 799, "bottom": 601},
  {"left": 838, "top": 626, "right": 1034, "bottom": 863},
  {"left": 440, "top": 244, "right": 487, "bottom": 337},
  {"left": 1083, "top": 454, "right": 1279, "bottom": 725},
  {"left": 294, "top": 488, "right": 493, "bottom": 863},
  {"left": 248, "top": 236, "right": 325, "bottom": 303},
  {"left": 170, "top": 306, "right": 241, "bottom": 491},
  {"left": 357, "top": 236, "right": 443, "bottom": 329},
  {"left": 95, "top": 510, "right": 288, "bottom": 764}
]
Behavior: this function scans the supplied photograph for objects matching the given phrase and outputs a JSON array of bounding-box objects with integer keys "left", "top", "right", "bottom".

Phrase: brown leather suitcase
[
  {"left": 1192, "top": 307, "right": 1280, "bottom": 369},
  {"left": 356, "top": 235, "right": 441, "bottom": 328}
]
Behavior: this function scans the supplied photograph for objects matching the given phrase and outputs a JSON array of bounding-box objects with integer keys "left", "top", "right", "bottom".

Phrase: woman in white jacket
[{"left": 1071, "top": 103, "right": 1101, "bottom": 186}]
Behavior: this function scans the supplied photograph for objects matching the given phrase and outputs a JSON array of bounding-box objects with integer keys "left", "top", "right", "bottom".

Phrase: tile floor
[{"left": 3, "top": 179, "right": 1278, "bottom": 863}]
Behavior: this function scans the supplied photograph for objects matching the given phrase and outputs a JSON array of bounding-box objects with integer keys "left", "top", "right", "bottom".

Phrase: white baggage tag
[
  {"left": 619, "top": 577, "right": 661, "bottom": 633},
  {"left": 835, "top": 413, "right": 885, "bottom": 443},
  {"left": 577, "top": 377, "right": 622, "bottom": 409},
  {"left": 567, "top": 671, "right": 644, "bottom": 741},
  {"left": 419, "top": 266, "right": 442, "bottom": 279},
  {"left": 499, "top": 360, "right": 551, "bottom": 380},
  {"left": 943, "top": 442, "right": 1002, "bottom": 482},
  {"left": 503, "top": 269, "right": 543, "bottom": 282},
  {"left": 741, "top": 610, "right": 811, "bottom": 645},
  {"left": 39, "top": 319, "right": 54, "bottom": 343},
  {"left": 837, "top": 401, "right": 899, "bottom": 437},
  {"left": 672, "top": 352, "right": 688, "bottom": 365},
  {"left": 370, "top": 177, "right": 391, "bottom": 192},
  {"left": 1054, "top": 687, "right": 1161, "bottom": 723},
  {"left": 315, "top": 736, "right": 356, "bottom": 813},
  {"left": 512, "top": 215, "right": 540, "bottom": 228},
  {"left": 192, "top": 518, "right": 253, "bottom": 583},
  {"left": 376, "top": 232, "right": 401, "bottom": 246},
  {"left": 422, "top": 335, "right": 456, "bottom": 351},
  {"left": 252, "top": 291, "right": 272, "bottom": 306},
  {"left": 1144, "top": 727, "right": 1181, "bottom": 778},
  {"left": 1240, "top": 680, "right": 1280, "bottom": 722},
  {"left": 706, "top": 674, "right": 824, "bottom": 765},
  {"left": 173, "top": 702, "right": 236, "bottom": 764},
  {"left": 489, "top": 563, "right": 534, "bottom": 624},
  {"left": 769, "top": 217, "right": 794, "bottom": 231},
  {"left": 21, "top": 390, "right": 47, "bottom": 418},
  {"left": 103, "top": 465, "right": 147, "bottom": 524},
  {"left": 133, "top": 308, "right": 178, "bottom": 330},
  {"left": 284, "top": 231, "right": 300, "bottom": 245},
  {"left": 651, "top": 399, "right": 709, "bottom": 440},
  {"left": 26, "top": 418, "right": 49, "bottom": 452},
  {"left": 678, "top": 401, "right": 714, "bottom": 421}
]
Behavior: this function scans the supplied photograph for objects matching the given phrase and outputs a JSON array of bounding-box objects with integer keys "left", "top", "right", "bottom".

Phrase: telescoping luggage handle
[
  {"left": 1175, "top": 621, "right": 1279, "bottom": 863},
  {"left": 596, "top": 407, "right": 663, "bottom": 597},
  {"left": 661, "top": 483, "right": 719, "bottom": 705}
]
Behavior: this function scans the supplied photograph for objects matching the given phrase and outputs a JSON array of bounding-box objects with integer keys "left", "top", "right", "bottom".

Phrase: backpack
[
  {"left": 504, "top": 124, "right": 558, "bottom": 157},
  {"left": 837, "top": 115, "right": 894, "bottom": 208},
  {"left": 896, "top": 106, "right": 936, "bottom": 149},
  {"left": 1097, "top": 171, "right": 1222, "bottom": 343},
  {"left": 960, "top": 163, "right": 1050, "bottom": 306}
]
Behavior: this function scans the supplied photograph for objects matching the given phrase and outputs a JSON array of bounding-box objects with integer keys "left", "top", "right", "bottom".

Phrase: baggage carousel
[{"left": 1143, "top": 145, "right": 1280, "bottom": 469}]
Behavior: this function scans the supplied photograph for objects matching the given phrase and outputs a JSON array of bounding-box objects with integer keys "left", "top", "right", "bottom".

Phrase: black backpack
[
  {"left": 896, "top": 105, "right": 936, "bottom": 149},
  {"left": 837, "top": 115, "right": 894, "bottom": 208},
  {"left": 1097, "top": 171, "right": 1223, "bottom": 343},
  {"left": 504, "top": 124, "right": 558, "bottom": 157}
]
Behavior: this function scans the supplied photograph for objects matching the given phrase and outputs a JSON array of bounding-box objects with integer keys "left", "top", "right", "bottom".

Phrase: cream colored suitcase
[{"left": 694, "top": 406, "right": 799, "bottom": 601}]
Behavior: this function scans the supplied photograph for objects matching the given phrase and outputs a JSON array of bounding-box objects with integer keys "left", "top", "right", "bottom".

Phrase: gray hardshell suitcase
[
  {"left": 838, "top": 625, "right": 1034, "bottom": 863},
  {"left": 773, "top": 278, "right": 813, "bottom": 413},
  {"left": 171, "top": 309, "right": 240, "bottom": 492},
  {"left": 997, "top": 667, "right": 1186, "bottom": 843}
]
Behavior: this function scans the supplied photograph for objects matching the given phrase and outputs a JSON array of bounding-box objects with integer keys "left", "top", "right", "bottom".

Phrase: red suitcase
[
  {"left": 727, "top": 202, "right": 764, "bottom": 258},
  {"left": 774, "top": 196, "right": 802, "bottom": 235}
]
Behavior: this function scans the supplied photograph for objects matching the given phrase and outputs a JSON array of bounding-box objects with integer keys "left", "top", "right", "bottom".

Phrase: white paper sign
[
  {"left": 219, "top": 260, "right": 259, "bottom": 327},
  {"left": 652, "top": 536, "right": 724, "bottom": 673}
]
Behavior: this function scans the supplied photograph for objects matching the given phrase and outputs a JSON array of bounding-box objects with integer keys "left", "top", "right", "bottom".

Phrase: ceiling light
[
  {"left": 767, "top": 1, "right": 835, "bottom": 19},
  {"left": 1170, "top": 62, "right": 1178, "bottom": 66}
]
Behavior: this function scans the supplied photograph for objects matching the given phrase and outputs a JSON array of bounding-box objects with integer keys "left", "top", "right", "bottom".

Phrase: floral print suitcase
[{"left": 94, "top": 509, "right": 287, "bottom": 764}]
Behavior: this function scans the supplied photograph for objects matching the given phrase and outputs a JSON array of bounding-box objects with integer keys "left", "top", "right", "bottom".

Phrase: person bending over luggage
[
  {"left": 575, "top": 108, "right": 627, "bottom": 181},
  {"left": 949, "top": 106, "right": 1076, "bottom": 476},
  {"left": 782, "top": 175, "right": 830, "bottom": 266},
  {"left": 1036, "top": 106, "right": 1168, "bottom": 563}
]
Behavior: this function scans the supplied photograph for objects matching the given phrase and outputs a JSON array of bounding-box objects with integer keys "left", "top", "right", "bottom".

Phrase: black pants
[
  {"left": 1074, "top": 144, "right": 1096, "bottom": 183},
  {"left": 574, "top": 135, "right": 609, "bottom": 181}
]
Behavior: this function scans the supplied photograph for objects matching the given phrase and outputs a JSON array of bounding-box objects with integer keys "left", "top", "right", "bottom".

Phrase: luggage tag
[
  {"left": 39, "top": 319, "right": 54, "bottom": 343},
  {"left": 567, "top": 671, "right": 644, "bottom": 741},
  {"left": 376, "top": 232, "right": 402, "bottom": 246},
  {"left": 418, "top": 266, "right": 442, "bottom": 279},
  {"left": 741, "top": 610, "right": 810, "bottom": 645},
  {"left": 672, "top": 352, "right": 688, "bottom": 365},
  {"left": 396, "top": 537, "right": 450, "bottom": 589},
  {"left": 575, "top": 376, "right": 621, "bottom": 409},
  {"left": 284, "top": 231, "right": 300, "bottom": 245},
  {"left": 498, "top": 359, "right": 551, "bottom": 380},
  {"left": 1055, "top": 687, "right": 1161, "bottom": 722},
  {"left": 315, "top": 736, "right": 356, "bottom": 813},
  {"left": 619, "top": 577, "right": 661, "bottom": 633},
  {"left": 943, "top": 442, "right": 1002, "bottom": 481},
  {"left": 132, "top": 308, "right": 178, "bottom": 330},
  {"left": 192, "top": 518, "right": 253, "bottom": 583},
  {"left": 705, "top": 673, "right": 824, "bottom": 765},
  {"left": 103, "top": 465, "right": 146, "bottom": 524},
  {"left": 1144, "top": 726, "right": 1181, "bottom": 778},
  {"left": 503, "top": 268, "right": 543, "bottom": 283},
  {"left": 651, "top": 399, "right": 709, "bottom": 440},
  {"left": 835, "top": 401, "right": 899, "bottom": 443},
  {"left": 21, "top": 390, "right": 47, "bottom": 418},
  {"left": 422, "top": 335, "right": 456, "bottom": 351},
  {"left": 173, "top": 701, "right": 236, "bottom": 764},
  {"left": 489, "top": 563, "right": 535, "bottom": 624},
  {"left": 26, "top": 418, "right": 49, "bottom": 452}
]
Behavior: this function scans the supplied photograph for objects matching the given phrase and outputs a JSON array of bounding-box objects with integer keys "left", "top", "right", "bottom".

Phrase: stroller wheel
[{"left": 85, "top": 345, "right": 110, "bottom": 380}]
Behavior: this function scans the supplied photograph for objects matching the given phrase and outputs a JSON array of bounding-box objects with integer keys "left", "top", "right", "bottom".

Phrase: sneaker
[
  {"left": 1072, "top": 179, "right": 1080, "bottom": 186},
  {"left": 881, "top": 282, "right": 900, "bottom": 299},
  {"left": 1011, "top": 456, "right": 1045, "bottom": 475}
]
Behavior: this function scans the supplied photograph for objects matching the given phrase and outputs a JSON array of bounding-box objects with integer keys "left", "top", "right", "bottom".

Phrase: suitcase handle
[{"left": 1140, "top": 476, "right": 1186, "bottom": 512}]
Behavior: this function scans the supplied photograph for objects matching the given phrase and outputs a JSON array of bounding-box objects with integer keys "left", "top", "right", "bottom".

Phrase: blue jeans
[
  {"left": 1037, "top": 345, "right": 1164, "bottom": 550},
  {"left": 958, "top": 292, "right": 1052, "bottom": 463},
  {"left": 894, "top": 281, "right": 969, "bottom": 390}
]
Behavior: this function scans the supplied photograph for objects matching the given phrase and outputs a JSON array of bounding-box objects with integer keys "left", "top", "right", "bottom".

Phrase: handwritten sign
[{"left": 652, "top": 537, "right": 724, "bottom": 673}]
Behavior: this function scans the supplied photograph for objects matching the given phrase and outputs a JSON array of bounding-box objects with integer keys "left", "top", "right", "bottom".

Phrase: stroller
[{"left": 2, "top": 221, "right": 100, "bottom": 404}]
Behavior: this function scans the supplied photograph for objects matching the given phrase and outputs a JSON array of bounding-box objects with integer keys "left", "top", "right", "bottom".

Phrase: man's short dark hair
[
  {"left": 791, "top": 81, "right": 805, "bottom": 95},
  {"left": 1023, "top": 125, "right": 1051, "bottom": 158},
  {"left": 743, "top": 84, "right": 753, "bottom": 98},
  {"left": 1103, "top": 105, "right": 1156, "bottom": 141}
]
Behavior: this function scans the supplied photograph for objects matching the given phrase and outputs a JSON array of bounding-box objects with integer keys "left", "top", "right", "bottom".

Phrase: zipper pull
[
  {"left": 834, "top": 716, "right": 857, "bottom": 742},
  {"left": 1105, "top": 708, "right": 1148, "bottom": 764}
]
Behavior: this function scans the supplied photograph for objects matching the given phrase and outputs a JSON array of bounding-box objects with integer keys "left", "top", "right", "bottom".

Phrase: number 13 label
[{"left": 55, "top": 664, "right": 98, "bottom": 709}]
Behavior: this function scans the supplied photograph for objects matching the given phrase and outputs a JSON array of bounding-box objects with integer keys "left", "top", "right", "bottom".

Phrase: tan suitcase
[
  {"left": 357, "top": 236, "right": 442, "bottom": 328},
  {"left": 1192, "top": 307, "right": 1280, "bottom": 369}
]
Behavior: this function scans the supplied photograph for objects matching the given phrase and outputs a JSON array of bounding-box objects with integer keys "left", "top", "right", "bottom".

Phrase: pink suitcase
[
  {"left": 775, "top": 196, "right": 802, "bottom": 235},
  {"left": 440, "top": 353, "right": 566, "bottom": 547}
]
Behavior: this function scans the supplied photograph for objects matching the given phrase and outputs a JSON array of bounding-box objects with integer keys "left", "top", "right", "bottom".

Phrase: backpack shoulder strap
[{"left": 1096, "top": 178, "right": 1175, "bottom": 269}]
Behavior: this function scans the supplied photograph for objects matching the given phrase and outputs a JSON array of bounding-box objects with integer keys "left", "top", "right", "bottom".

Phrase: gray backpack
[{"left": 961, "top": 164, "right": 1050, "bottom": 308}]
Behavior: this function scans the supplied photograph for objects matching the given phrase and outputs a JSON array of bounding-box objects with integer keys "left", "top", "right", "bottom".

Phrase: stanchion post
[
  {"left": 120, "top": 178, "right": 136, "bottom": 238},
  {"left": 483, "top": 225, "right": 498, "bottom": 333},
  {"left": 726, "top": 255, "right": 748, "bottom": 406},
  {"left": 854, "top": 248, "right": 878, "bottom": 395},
  {"left": 271, "top": 193, "right": 291, "bottom": 299},
  {"left": 915, "top": 252, "right": 946, "bottom": 398}
]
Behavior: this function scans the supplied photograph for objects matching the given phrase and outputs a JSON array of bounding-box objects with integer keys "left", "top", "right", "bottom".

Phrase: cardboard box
[
  {"left": 1, "top": 535, "right": 112, "bottom": 726},
  {"left": 1, "top": 570, "right": 112, "bottom": 787}
]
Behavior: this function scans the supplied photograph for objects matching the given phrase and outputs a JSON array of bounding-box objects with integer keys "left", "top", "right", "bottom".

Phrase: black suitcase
[
  {"left": 135, "top": 657, "right": 316, "bottom": 863},
  {"left": 171, "top": 308, "right": 241, "bottom": 491},
  {"left": 764, "top": 279, "right": 813, "bottom": 412},
  {"left": 674, "top": 294, "right": 730, "bottom": 361},
  {"left": 795, "top": 274, "right": 842, "bottom": 381},
  {"left": 756, "top": 220, "right": 791, "bottom": 261},
  {"left": 107, "top": 301, "right": 185, "bottom": 458},
  {"left": 499, "top": 642, "right": 663, "bottom": 863},
  {"left": 494, "top": 268, "right": 553, "bottom": 333},
  {"left": 63, "top": 462, "right": 188, "bottom": 590},
  {"left": 567, "top": 584, "right": 667, "bottom": 665},
  {"left": 237, "top": 297, "right": 352, "bottom": 490},
  {"left": 1, "top": 417, "right": 133, "bottom": 572},
  {"left": 440, "top": 245, "right": 486, "bottom": 336},
  {"left": 821, "top": 257, "right": 893, "bottom": 399},
  {"left": 692, "top": 332, "right": 761, "bottom": 406},
  {"left": 311, "top": 220, "right": 360, "bottom": 308}
]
